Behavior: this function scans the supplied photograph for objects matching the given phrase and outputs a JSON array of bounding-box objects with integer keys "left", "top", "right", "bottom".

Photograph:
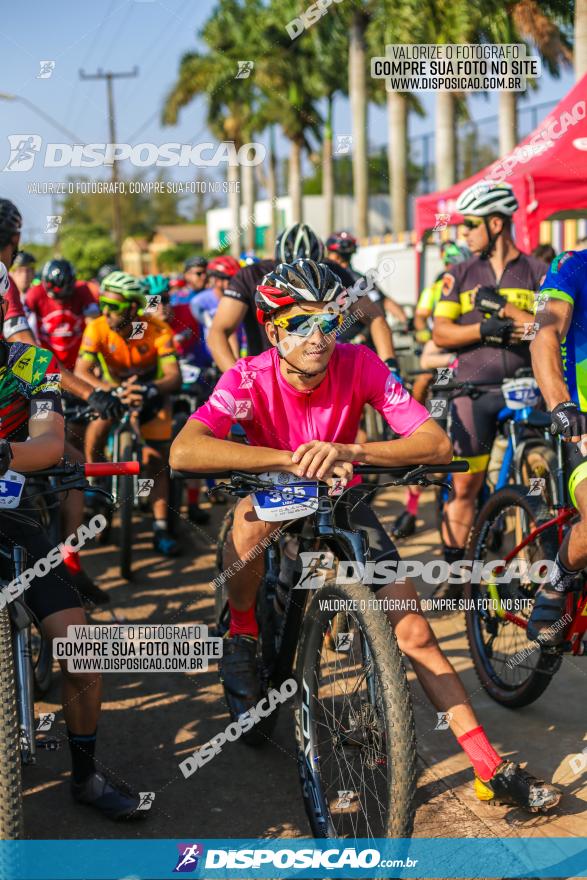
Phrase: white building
[{"left": 205, "top": 195, "right": 393, "bottom": 252}]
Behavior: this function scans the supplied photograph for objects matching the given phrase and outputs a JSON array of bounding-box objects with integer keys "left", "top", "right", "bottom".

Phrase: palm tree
[
  {"left": 348, "top": 8, "right": 372, "bottom": 237},
  {"left": 163, "top": 0, "right": 266, "bottom": 255},
  {"left": 311, "top": 10, "right": 349, "bottom": 234},
  {"left": 577, "top": 0, "right": 587, "bottom": 78},
  {"left": 256, "top": 0, "right": 323, "bottom": 223},
  {"left": 368, "top": 4, "right": 426, "bottom": 233},
  {"left": 481, "top": 1, "right": 572, "bottom": 155}
]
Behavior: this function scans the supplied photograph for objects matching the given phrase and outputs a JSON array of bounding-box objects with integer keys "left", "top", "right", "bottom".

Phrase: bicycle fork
[{"left": 11, "top": 547, "right": 36, "bottom": 765}]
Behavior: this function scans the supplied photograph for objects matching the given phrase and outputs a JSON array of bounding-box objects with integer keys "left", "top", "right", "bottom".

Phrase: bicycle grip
[{"left": 84, "top": 462, "right": 140, "bottom": 477}]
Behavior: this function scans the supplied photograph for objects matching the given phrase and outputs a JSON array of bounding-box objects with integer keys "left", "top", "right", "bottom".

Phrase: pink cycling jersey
[{"left": 190, "top": 343, "right": 430, "bottom": 449}]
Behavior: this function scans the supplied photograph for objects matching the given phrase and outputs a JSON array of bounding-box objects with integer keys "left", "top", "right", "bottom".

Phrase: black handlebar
[{"left": 170, "top": 461, "right": 469, "bottom": 481}]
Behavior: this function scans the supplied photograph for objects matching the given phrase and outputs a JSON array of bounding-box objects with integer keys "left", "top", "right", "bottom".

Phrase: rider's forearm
[
  {"left": 368, "top": 316, "right": 396, "bottom": 361},
  {"left": 530, "top": 329, "right": 571, "bottom": 410},
  {"left": 170, "top": 431, "right": 293, "bottom": 474},
  {"left": 432, "top": 320, "right": 481, "bottom": 349},
  {"left": 73, "top": 359, "right": 112, "bottom": 393},
  {"left": 208, "top": 325, "right": 238, "bottom": 373},
  {"left": 355, "top": 424, "right": 453, "bottom": 467},
  {"left": 9, "top": 328, "right": 36, "bottom": 345},
  {"left": 11, "top": 434, "right": 64, "bottom": 472},
  {"left": 503, "top": 303, "right": 534, "bottom": 323},
  {"left": 61, "top": 366, "right": 97, "bottom": 401}
]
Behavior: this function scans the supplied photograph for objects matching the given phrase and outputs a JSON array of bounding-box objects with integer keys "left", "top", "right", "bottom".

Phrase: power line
[{"left": 79, "top": 66, "right": 139, "bottom": 259}]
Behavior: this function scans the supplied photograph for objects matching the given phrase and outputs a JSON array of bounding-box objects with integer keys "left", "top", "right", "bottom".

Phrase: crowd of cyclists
[{"left": 1, "top": 178, "right": 586, "bottom": 825}]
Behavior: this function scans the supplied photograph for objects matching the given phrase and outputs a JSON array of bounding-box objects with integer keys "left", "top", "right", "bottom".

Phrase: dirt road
[{"left": 25, "top": 488, "right": 586, "bottom": 852}]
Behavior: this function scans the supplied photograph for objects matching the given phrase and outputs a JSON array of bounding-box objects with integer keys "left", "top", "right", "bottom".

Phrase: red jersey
[
  {"left": 168, "top": 303, "right": 202, "bottom": 361},
  {"left": 3, "top": 276, "right": 31, "bottom": 340},
  {"left": 25, "top": 281, "right": 100, "bottom": 370}
]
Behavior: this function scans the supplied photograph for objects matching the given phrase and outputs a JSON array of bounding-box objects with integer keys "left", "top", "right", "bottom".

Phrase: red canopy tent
[{"left": 414, "top": 74, "right": 587, "bottom": 288}]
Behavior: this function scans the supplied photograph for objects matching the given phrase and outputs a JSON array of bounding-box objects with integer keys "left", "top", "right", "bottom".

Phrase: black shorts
[
  {"left": 0, "top": 515, "right": 82, "bottom": 622},
  {"left": 449, "top": 388, "right": 504, "bottom": 474}
]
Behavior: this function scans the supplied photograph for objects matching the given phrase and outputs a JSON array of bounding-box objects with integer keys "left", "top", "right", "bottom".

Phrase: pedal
[{"left": 36, "top": 736, "right": 60, "bottom": 751}]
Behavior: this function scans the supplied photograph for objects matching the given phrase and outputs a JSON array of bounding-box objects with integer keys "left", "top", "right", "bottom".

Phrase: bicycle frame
[{"left": 110, "top": 411, "right": 142, "bottom": 505}]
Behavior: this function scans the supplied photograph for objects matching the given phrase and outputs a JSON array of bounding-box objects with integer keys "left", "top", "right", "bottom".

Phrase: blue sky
[{"left": 2, "top": 0, "right": 576, "bottom": 241}]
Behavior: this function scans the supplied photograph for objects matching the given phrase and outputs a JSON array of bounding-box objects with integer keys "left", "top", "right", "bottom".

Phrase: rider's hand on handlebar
[
  {"left": 87, "top": 388, "right": 126, "bottom": 421},
  {"left": 291, "top": 440, "right": 356, "bottom": 484},
  {"left": 119, "top": 375, "right": 145, "bottom": 409},
  {"left": 550, "top": 401, "right": 587, "bottom": 445}
]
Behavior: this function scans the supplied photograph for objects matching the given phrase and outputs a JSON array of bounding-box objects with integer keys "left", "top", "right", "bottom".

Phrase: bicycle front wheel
[
  {"left": 295, "top": 579, "right": 416, "bottom": 839},
  {"left": 465, "top": 486, "right": 562, "bottom": 707},
  {"left": 0, "top": 608, "right": 24, "bottom": 838}
]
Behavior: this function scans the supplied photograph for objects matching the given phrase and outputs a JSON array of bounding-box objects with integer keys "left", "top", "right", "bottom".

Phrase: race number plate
[
  {"left": 0, "top": 470, "right": 25, "bottom": 509},
  {"left": 253, "top": 471, "right": 319, "bottom": 522}
]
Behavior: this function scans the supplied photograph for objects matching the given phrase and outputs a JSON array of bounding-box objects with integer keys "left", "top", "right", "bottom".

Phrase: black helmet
[
  {"left": 96, "top": 263, "right": 119, "bottom": 285},
  {"left": 255, "top": 259, "right": 341, "bottom": 322},
  {"left": 0, "top": 199, "right": 23, "bottom": 247},
  {"left": 42, "top": 259, "right": 76, "bottom": 299},
  {"left": 184, "top": 256, "right": 208, "bottom": 271},
  {"left": 275, "top": 223, "right": 324, "bottom": 263},
  {"left": 12, "top": 250, "right": 36, "bottom": 268}
]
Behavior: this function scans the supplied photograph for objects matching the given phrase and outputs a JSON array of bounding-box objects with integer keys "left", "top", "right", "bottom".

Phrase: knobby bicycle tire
[
  {"left": 0, "top": 607, "right": 24, "bottom": 839},
  {"left": 295, "top": 579, "right": 416, "bottom": 838},
  {"left": 465, "top": 486, "right": 562, "bottom": 707}
]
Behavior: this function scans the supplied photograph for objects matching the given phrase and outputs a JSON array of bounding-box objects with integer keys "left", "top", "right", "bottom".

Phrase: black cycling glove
[
  {"left": 480, "top": 316, "right": 514, "bottom": 346},
  {"left": 550, "top": 401, "right": 587, "bottom": 439},
  {"left": 88, "top": 388, "right": 125, "bottom": 421},
  {"left": 476, "top": 286, "right": 507, "bottom": 316},
  {"left": 0, "top": 440, "right": 13, "bottom": 476},
  {"left": 139, "top": 383, "right": 164, "bottom": 424}
]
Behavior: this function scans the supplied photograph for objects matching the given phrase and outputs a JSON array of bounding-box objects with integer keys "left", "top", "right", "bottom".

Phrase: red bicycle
[{"left": 464, "top": 434, "right": 586, "bottom": 708}]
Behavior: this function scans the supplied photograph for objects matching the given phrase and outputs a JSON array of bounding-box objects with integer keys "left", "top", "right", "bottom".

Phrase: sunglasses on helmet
[
  {"left": 99, "top": 295, "right": 132, "bottom": 313},
  {"left": 272, "top": 312, "right": 343, "bottom": 337}
]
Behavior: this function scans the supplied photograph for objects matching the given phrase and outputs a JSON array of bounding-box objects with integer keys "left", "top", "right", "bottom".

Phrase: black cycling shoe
[
  {"left": 391, "top": 510, "right": 417, "bottom": 539},
  {"left": 188, "top": 504, "right": 210, "bottom": 525},
  {"left": 474, "top": 761, "right": 561, "bottom": 813},
  {"left": 219, "top": 634, "right": 262, "bottom": 718},
  {"left": 153, "top": 529, "right": 180, "bottom": 557},
  {"left": 71, "top": 570, "right": 110, "bottom": 607},
  {"left": 527, "top": 586, "right": 570, "bottom": 645},
  {"left": 71, "top": 771, "right": 145, "bottom": 820}
]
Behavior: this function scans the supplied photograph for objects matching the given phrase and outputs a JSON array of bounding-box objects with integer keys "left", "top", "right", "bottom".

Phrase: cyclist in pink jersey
[{"left": 171, "top": 260, "right": 560, "bottom": 813}]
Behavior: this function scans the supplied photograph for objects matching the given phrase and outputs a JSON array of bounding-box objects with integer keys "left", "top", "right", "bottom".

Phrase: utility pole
[{"left": 79, "top": 67, "right": 138, "bottom": 261}]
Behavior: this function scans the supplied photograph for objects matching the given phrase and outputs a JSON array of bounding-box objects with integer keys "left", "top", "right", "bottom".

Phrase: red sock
[
  {"left": 457, "top": 726, "right": 502, "bottom": 781},
  {"left": 228, "top": 603, "right": 258, "bottom": 638},
  {"left": 406, "top": 488, "right": 420, "bottom": 516},
  {"left": 62, "top": 547, "right": 81, "bottom": 575},
  {"left": 187, "top": 486, "right": 200, "bottom": 505}
]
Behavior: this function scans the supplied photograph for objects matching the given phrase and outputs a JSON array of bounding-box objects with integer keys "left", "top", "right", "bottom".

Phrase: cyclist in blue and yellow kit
[{"left": 528, "top": 247, "right": 587, "bottom": 643}]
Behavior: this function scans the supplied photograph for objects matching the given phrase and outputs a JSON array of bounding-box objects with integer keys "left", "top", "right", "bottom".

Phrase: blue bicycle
[{"left": 434, "top": 370, "right": 557, "bottom": 539}]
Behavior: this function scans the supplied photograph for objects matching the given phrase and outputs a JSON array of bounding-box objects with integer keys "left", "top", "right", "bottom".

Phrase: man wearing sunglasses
[
  {"left": 75, "top": 271, "right": 181, "bottom": 557},
  {"left": 171, "top": 258, "right": 560, "bottom": 814},
  {"left": 208, "top": 223, "right": 397, "bottom": 375},
  {"left": 183, "top": 256, "right": 209, "bottom": 299},
  {"left": 432, "top": 182, "right": 548, "bottom": 602}
]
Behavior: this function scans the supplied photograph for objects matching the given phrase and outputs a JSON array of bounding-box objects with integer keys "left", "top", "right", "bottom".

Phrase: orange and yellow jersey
[{"left": 78, "top": 314, "right": 177, "bottom": 384}]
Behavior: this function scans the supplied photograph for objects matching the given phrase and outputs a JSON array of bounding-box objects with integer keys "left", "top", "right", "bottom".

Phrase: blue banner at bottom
[{"left": 0, "top": 838, "right": 585, "bottom": 879}]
